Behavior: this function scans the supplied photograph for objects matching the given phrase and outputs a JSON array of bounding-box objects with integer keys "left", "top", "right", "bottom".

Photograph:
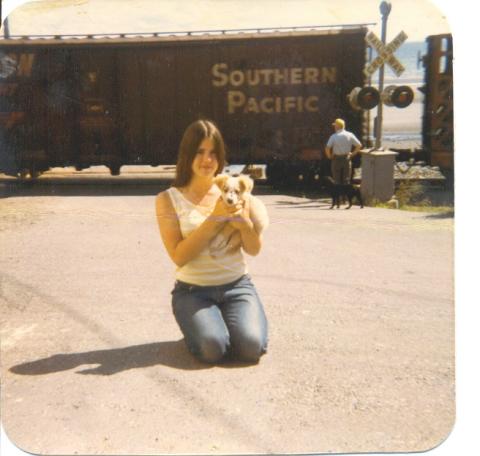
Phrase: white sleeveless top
[{"left": 167, "top": 186, "right": 247, "bottom": 286}]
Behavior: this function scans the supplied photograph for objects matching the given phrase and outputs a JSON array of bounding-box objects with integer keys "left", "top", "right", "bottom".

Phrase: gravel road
[{"left": 1, "top": 179, "right": 454, "bottom": 455}]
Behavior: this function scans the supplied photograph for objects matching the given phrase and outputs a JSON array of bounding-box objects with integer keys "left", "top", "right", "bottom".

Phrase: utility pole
[
  {"left": 374, "top": 1, "right": 392, "bottom": 150},
  {"left": 3, "top": 17, "right": 11, "bottom": 38}
]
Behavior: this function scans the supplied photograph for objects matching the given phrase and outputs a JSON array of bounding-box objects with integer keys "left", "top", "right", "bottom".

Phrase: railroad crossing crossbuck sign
[{"left": 364, "top": 30, "right": 408, "bottom": 78}]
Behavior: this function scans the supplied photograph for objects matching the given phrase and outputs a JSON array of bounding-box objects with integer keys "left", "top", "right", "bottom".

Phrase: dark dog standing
[{"left": 323, "top": 176, "right": 364, "bottom": 209}]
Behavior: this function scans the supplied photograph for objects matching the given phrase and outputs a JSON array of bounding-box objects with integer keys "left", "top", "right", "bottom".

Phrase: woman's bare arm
[
  {"left": 238, "top": 223, "right": 263, "bottom": 256},
  {"left": 230, "top": 196, "right": 269, "bottom": 256},
  {"left": 155, "top": 191, "right": 226, "bottom": 267}
]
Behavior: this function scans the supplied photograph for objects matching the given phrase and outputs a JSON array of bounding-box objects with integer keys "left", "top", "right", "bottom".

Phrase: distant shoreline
[{"left": 368, "top": 92, "right": 423, "bottom": 149}]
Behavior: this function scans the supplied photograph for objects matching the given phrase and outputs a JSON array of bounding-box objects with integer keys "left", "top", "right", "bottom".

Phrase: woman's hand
[
  {"left": 209, "top": 196, "right": 253, "bottom": 230},
  {"left": 228, "top": 197, "right": 254, "bottom": 232},
  {"left": 210, "top": 197, "right": 234, "bottom": 222}
]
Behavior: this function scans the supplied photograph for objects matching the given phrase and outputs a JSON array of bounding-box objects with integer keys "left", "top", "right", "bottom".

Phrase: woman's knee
[
  {"left": 235, "top": 333, "right": 267, "bottom": 363},
  {"left": 195, "top": 333, "right": 230, "bottom": 364}
]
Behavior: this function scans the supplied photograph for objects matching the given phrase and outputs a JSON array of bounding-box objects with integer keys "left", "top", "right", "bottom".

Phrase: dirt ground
[{"left": 1, "top": 178, "right": 454, "bottom": 455}]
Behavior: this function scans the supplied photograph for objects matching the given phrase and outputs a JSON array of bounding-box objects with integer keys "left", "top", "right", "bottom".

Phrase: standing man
[{"left": 325, "top": 118, "right": 362, "bottom": 184}]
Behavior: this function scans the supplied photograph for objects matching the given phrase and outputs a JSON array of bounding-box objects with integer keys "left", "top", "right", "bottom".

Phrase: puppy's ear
[
  {"left": 238, "top": 174, "right": 253, "bottom": 193},
  {"left": 213, "top": 174, "right": 229, "bottom": 188}
]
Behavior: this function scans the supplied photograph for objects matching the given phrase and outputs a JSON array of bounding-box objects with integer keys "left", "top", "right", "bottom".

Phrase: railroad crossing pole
[
  {"left": 4, "top": 17, "right": 11, "bottom": 38},
  {"left": 375, "top": 1, "right": 392, "bottom": 150}
]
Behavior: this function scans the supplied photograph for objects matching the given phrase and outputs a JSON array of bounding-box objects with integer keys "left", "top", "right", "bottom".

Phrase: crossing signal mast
[{"left": 348, "top": 1, "right": 414, "bottom": 149}]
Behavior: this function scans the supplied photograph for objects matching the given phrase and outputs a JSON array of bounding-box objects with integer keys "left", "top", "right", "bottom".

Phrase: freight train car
[
  {"left": 0, "top": 26, "right": 368, "bottom": 180},
  {"left": 421, "top": 33, "right": 453, "bottom": 171}
]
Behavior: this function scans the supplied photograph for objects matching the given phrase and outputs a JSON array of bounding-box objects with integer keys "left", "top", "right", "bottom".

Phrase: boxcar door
[{"left": 71, "top": 46, "right": 122, "bottom": 174}]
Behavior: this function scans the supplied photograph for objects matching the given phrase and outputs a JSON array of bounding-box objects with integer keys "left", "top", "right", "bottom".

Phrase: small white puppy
[
  {"left": 209, "top": 174, "right": 268, "bottom": 257},
  {"left": 216, "top": 173, "right": 254, "bottom": 207}
]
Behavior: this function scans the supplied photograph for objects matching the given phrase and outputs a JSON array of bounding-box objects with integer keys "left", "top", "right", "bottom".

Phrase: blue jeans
[{"left": 171, "top": 274, "right": 268, "bottom": 364}]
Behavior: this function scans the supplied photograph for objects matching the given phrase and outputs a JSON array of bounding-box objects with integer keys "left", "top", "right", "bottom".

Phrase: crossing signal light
[
  {"left": 381, "top": 85, "right": 414, "bottom": 108},
  {"left": 348, "top": 86, "right": 380, "bottom": 110}
]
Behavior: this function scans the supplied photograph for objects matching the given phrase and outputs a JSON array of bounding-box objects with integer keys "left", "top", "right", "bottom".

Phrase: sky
[{"left": 2, "top": 0, "right": 451, "bottom": 42}]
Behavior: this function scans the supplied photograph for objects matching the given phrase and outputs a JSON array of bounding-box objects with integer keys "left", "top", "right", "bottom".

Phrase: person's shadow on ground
[{"left": 9, "top": 340, "right": 217, "bottom": 375}]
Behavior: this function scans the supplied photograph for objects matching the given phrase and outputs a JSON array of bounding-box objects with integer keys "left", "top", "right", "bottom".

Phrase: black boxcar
[
  {"left": 421, "top": 33, "right": 453, "bottom": 171},
  {"left": 0, "top": 26, "right": 367, "bottom": 179}
]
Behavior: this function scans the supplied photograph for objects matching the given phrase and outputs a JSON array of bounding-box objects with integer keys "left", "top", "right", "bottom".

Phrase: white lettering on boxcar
[{"left": 212, "top": 63, "right": 335, "bottom": 114}]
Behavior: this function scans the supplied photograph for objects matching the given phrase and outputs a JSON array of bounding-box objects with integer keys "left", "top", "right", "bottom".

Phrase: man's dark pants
[{"left": 331, "top": 155, "right": 352, "bottom": 184}]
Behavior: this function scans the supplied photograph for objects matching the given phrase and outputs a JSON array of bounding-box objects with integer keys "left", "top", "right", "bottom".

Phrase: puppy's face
[{"left": 214, "top": 174, "right": 253, "bottom": 206}]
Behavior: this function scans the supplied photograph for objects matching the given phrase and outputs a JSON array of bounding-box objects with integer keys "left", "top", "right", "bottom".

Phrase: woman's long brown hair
[{"left": 172, "top": 120, "right": 226, "bottom": 188}]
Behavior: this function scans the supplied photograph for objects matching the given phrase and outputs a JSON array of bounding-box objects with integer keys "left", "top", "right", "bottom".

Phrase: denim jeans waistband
[{"left": 174, "top": 274, "right": 251, "bottom": 292}]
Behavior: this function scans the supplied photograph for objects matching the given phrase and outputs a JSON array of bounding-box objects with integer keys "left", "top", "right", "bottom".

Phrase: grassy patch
[
  {"left": 373, "top": 181, "right": 454, "bottom": 214},
  {"left": 399, "top": 205, "right": 454, "bottom": 215},
  {"left": 396, "top": 181, "right": 430, "bottom": 206},
  {"left": 374, "top": 201, "right": 454, "bottom": 214}
]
